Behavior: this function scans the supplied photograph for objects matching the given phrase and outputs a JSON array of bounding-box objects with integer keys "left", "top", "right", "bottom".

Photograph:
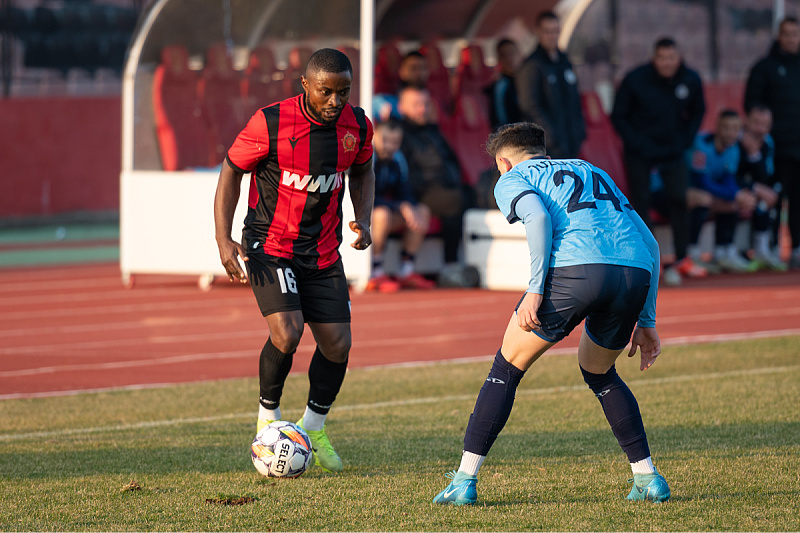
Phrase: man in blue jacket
[
  {"left": 685, "top": 110, "right": 757, "bottom": 273},
  {"left": 612, "top": 37, "right": 706, "bottom": 286}
]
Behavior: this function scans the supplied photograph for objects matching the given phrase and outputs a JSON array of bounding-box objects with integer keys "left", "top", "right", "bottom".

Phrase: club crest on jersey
[
  {"left": 281, "top": 170, "right": 343, "bottom": 193},
  {"left": 342, "top": 132, "right": 357, "bottom": 152}
]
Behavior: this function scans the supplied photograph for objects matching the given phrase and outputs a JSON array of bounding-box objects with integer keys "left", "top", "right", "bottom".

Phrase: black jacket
[
  {"left": 745, "top": 41, "right": 800, "bottom": 159},
  {"left": 399, "top": 120, "right": 462, "bottom": 200},
  {"left": 611, "top": 62, "right": 705, "bottom": 162},
  {"left": 484, "top": 73, "right": 521, "bottom": 131},
  {"left": 515, "top": 45, "right": 585, "bottom": 159}
]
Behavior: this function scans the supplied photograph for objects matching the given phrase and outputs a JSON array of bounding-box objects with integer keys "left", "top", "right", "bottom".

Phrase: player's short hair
[
  {"left": 653, "top": 36, "right": 677, "bottom": 51},
  {"left": 485, "top": 122, "right": 546, "bottom": 158},
  {"left": 496, "top": 38, "right": 517, "bottom": 52},
  {"left": 402, "top": 50, "right": 425, "bottom": 63},
  {"left": 375, "top": 117, "right": 403, "bottom": 132},
  {"left": 747, "top": 102, "right": 771, "bottom": 115},
  {"left": 535, "top": 10, "right": 558, "bottom": 26},
  {"left": 718, "top": 108, "right": 740, "bottom": 121},
  {"left": 780, "top": 15, "right": 799, "bottom": 28},
  {"left": 306, "top": 48, "right": 352, "bottom": 76}
]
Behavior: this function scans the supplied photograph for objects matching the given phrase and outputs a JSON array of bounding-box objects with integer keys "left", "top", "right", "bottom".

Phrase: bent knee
[{"left": 318, "top": 333, "right": 351, "bottom": 363}]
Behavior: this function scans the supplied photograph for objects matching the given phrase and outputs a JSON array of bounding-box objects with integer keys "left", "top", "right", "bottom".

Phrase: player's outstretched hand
[
  {"left": 349, "top": 220, "right": 372, "bottom": 250},
  {"left": 516, "top": 292, "right": 543, "bottom": 332},
  {"left": 218, "top": 238, "right": 248, "bottom": 284},
  {"left": 628, "top": 326, "right": 661, "bottom": 371}
]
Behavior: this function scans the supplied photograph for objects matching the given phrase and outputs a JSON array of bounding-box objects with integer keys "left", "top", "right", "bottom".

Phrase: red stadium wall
[{"left": 0, "top": 97, "right": 121, "bottom": 218}]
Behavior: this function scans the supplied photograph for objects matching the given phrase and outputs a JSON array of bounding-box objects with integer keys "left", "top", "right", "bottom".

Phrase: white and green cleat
[{"left": 256, "top": 418, "right": 275, "bottom": 433}]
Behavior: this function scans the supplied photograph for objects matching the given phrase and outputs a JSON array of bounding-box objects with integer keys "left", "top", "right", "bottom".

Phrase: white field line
[
  {"left": 0, "top": 292, "right": 513, "bottom": 321},
  {"left": 0, "top": 307, "right": 800, "bottom": 356},
  {"left": 2, "top": 327, "right": 799, "bottom": 380},
  {"left": 2, "top": 363, "right": 798, "bottom": 443}
]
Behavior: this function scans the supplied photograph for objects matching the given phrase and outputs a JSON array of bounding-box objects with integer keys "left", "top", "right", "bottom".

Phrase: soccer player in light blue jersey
[{"left": 433, "top": 122, "right": 670, "bottom": 505}]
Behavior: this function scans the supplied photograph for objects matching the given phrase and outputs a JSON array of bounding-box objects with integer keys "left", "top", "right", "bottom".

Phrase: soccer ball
[{"left": 251, "top": 421, "right": 313, "bottom": 478}]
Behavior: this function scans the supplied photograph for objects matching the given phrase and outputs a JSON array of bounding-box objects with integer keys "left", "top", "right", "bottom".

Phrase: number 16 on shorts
[{"left": 276, "top": 267, "right": 298, "bottom": 294}]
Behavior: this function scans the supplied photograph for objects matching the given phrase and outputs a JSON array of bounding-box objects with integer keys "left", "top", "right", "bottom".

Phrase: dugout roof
[{"left": 123, "top": 0, "right": 572, "bottom": 171}]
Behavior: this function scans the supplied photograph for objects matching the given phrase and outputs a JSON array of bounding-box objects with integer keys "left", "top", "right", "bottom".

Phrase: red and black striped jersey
[{"left": 227, "top": 94, "right": 373, "bottom": 269}]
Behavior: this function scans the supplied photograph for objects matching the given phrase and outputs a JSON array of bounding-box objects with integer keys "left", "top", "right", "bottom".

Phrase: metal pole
[
  {"left": 774, "top": 0, "right": 785, "bottom": 32},
  {"left": 1, "top": 0, "right": 10, "bottom": 98},
  {"left": 359, "top": 0, "right": 373, "bottom": 120}
]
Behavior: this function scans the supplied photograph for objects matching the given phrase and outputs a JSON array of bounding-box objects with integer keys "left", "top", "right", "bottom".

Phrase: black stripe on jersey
[
  {"left": 296, "top": 124, "right": 342, "bottom": 264},
  {"left": 244, "top": 106, "right": 282, "bottom": 240},
  {"left": 508, "top": 190, "right": 539, "bottom": 223},
  {"left": 352, "top": 106, "right": 369, "bottom": 154}
]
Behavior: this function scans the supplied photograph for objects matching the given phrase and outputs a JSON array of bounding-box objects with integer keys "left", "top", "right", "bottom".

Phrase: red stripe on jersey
[
  {"left": 248, "top": 174, "right": 259, "bottom": 209},
  {"left": 315, "top": 187, "right": 344, "bottom": 267},
  {"left": 336, "top": 105, "right": 374, "bottom": 168},
  {"left": 261, "top": 96, "right": 311, "bottom": 259},
  {"left": 227, "top": 110, "right": 270, "bottom": 172}
]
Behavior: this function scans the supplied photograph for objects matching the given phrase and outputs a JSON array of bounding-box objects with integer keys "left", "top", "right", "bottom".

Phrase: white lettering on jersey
[{"left": 281, "top": 170, "right": 343, "bottom": 193}]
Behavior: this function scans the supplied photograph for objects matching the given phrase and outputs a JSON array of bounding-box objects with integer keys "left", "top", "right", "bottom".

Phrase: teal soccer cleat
[
  {"left": 626, "top": 468, "right": 671, "bottom": 502},
  {"left": 433, "top": 470, "right": 478, "bottom": 506}
]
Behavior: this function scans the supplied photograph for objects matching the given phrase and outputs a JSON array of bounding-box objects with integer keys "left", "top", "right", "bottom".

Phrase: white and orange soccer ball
[{"left": 251, "top": 421, "right": 313, "bottom": 478}]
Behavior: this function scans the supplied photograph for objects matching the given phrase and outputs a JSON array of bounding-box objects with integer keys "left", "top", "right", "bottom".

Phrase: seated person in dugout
[
  {"left": 367, "top": 119, "right": 436, "bottom": 292},
  {"left": 685, "top": 109, "right": 775, "bottom": 273},
  {"left": 737, "top": 104, "right": 786, "bottom": 271}
]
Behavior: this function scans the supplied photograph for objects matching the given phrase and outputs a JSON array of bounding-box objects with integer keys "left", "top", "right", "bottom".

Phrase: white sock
[
  {"left": 302, "top": 407, "right": 326, "bottom": 431},
  {"left": 458, "top": 451, "right": 485, "bottom": 477},
  {"left": 399, "top": 259, "right": 414, "bottom": 278},
  {"left": 714, "top": 245, "right": 727, "bottom": 260},
  {"left": 754, "top": 231, "right": 771, "bottom": 257},
  {"left": 687, "top": 243, "right": 702, "bottom": 261},
  {"left": 258, "top": 404, "right": 280, "bottom": 422},
  {"left": 631, "top": 456, "right": 655, "bottom": 475}
]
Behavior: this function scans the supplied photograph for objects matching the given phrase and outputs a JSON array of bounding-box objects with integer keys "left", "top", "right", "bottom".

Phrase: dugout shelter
[
  {"left": 119, "top": 0, "right": 568, "bottom": 289},
  {"left": 120, "top": 0, "right": 792, "bottom": 289}
]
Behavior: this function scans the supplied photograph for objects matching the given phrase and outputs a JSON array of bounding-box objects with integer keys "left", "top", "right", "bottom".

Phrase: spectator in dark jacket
[
  {"left": 485, "top": 38, "right": 523, "bottom": 131},
  {"left": 745, "top": 16, "right": 800, "bottom": 269},
  {"left": 397, "top": 85, "right": 468, "bottom": 265},
  {"left": 611, "top": 36, "right": 706, "bottom": 286},
  {"left": 515, "top": 11, "right": 585, "bottom": 159}
]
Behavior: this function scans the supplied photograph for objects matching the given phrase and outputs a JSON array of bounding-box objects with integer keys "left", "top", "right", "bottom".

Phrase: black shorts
[
  {"left": 515, "top": 264, "right": 650, "bottom": 350},
  {"left": 245, "top": 252, "right": 351, "bottom": 323}
]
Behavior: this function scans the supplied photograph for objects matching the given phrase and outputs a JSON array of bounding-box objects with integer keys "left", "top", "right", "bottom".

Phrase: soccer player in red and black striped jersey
[{"left": 214, "top": 48, "right": 375, "bottom": 472}]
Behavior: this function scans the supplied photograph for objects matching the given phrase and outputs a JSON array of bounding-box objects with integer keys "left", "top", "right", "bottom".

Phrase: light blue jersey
[
  {"left": 495, "top": 157, "right": 654, "bottom": 271},
  {"left": 494, "top": 157, "right": 660, "bottom": 327}
]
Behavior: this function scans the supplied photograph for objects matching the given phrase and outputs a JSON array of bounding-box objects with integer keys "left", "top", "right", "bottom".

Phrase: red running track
[{"left": 1, "top": 263, "right": 799, "bottom": 399}]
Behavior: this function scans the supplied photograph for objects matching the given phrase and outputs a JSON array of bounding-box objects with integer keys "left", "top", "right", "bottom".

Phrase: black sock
[
  {"left": 307, "top": 346, "right": 348, "bottom": 415},
  {"left": 259, "top": 338, "right": 294, "bottom": 409},
  {"left": 689, "top": 206, "right": 709, "bottom": 246},
  {"left": 580, "top": 365, "right": 650, "bottom": 462},
  {"left": 751, "top": 206, "right": 771, "bottom": 233},
  {"left": 714, "top": 212, "right": 738, "bottom": 246},
  {"left": 463, "top": 350, "right": 526, "bottom": 456},
  {"left": 401, "top": 249, "right": 415, "bottom": 263}
]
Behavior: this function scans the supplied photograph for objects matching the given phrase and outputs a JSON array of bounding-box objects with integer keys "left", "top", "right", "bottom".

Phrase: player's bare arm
[
  {"left": 347, "top": 159, "right": 375, "bottom": 250},
  {"left": 628, "top": 326, "right": 661, "bottom": 371},
  {"left": 213, "top": 159, "right": 249, "bottom": 283}
]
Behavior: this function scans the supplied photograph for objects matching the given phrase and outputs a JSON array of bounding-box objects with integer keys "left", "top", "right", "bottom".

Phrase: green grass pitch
[{"left": 1, "top": 336, "right": 798, "bottom": 531}]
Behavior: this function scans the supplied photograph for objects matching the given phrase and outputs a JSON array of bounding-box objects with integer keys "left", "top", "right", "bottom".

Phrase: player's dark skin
[{"left": 214, "top": 67, "right": 375, "bottom": 363}]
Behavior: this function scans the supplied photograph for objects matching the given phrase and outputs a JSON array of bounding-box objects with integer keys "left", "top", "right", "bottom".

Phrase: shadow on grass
[{"left": 2, "top": 419, "right": 798, "bottom": 481}]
